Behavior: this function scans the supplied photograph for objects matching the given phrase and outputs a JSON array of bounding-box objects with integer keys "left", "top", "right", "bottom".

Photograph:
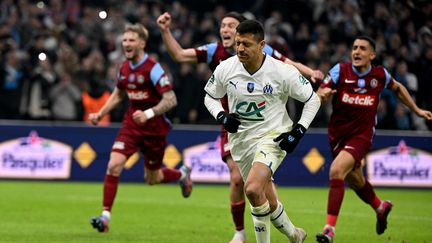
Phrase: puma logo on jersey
[{"left": 229, "top": 80, "right": 238, "bottom": 89}]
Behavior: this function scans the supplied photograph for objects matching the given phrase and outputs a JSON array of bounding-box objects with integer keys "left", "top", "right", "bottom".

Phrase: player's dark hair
[
  {"left": 236, "top": 19, "right": 264, "bottom": 42},
  {"left": 356, "top": 36, "right": 376, "bottom": 51},
  {"left": 223, "top": 12, "right": 246, "bottom": 23}
]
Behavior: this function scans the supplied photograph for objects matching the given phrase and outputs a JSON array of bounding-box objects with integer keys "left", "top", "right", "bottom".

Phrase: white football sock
[
  {"left": 102, "top": 210, "right": 111, "bottom": 221},
  {"left": 375, "top": 200, "right": 383, "bottom": 213},
  {"left": 270, "top": 201, "right": 296, "bottom": 239},
  {"left": 251, "top": 201, "right": 271, "bottom": 243},
  {"left": 231, "top": 229, "right": 246, "bottom": 241},
  {"left": 179, "top": 165, "right": 187, "bottom": 180}
]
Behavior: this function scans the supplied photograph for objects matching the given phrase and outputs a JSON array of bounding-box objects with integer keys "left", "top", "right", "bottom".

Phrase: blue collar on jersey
[
  {"left": 129, "top": 53, "right": 148, "bottom": 70},
  {"left": 351, "top": 64, "right": 372, "bottom": 77}
]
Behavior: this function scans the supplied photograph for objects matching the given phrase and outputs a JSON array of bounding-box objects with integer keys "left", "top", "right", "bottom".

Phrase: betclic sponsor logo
[
  {"left": 0, "top": 131, "right": 72, "bottom": 179},
  {"left": 341, "top": 91, "right": 375, "bottom": 106}
]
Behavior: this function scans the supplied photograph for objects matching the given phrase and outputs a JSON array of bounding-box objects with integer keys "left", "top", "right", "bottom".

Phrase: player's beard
[{"left": 125, "top": 49, "right": 138, "bottom": 61}]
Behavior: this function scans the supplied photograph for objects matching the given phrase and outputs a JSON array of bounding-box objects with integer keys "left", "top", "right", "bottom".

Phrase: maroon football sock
[
  {"left": 326, "top": 179, "right": 345, "bottom": 226},
  {"left": 231, "top": 200, "right": 245, "bottom": 231},
  {"left": 354, "top": 180, "right": 381, "bottom": 210},
  {"left": 103, "top": 174, "right": 119, "bottom": 212},
  {"left": 161, "top": 168, "right": 182, "bottom": 183}
]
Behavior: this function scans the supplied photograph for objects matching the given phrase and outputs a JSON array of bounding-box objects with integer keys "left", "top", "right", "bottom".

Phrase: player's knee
[
  {"left": 244, "top": 182, "right": 260, "bottom": 202},
  {"left": 107, "top": 164, "right": 122, "bottom": 176},
  {"left": 230, "top": 173, "right": 244, "bottom": 188},
  {"left": 329, "top": 167, "right": 345, "bottom": 179}
]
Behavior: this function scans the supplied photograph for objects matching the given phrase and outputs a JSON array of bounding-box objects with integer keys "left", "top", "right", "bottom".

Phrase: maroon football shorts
[
  {"left": 111, "top": 127, "right": 167, "bottom": 171},
  {"left": 330, "top": 136, "right": 372, "bottom": 168}
]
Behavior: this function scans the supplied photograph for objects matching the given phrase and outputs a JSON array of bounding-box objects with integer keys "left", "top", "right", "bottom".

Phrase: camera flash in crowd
[
  {"left": 36, "top": 1, "right": 45, "bottom": 9},
  {"left": 99, "top": 10, "right": 107, "bottom": 20},
  {"left": 38, "top": 52, "right": 47, "bottom": 61}
]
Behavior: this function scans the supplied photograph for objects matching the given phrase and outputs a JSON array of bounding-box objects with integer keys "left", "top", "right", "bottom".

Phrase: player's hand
[
  {"left": 274, "top": 124, "right": 306, "bottom": 153},
  {"left": 216, "top": 111, "right": 240, "bottom": 133},
  {"left": 157, "top": 12, "right": 172, "bottom": 30},
  {"left": 317, "top": 87, "right": 336, "bottom": 103},
  {"left": 132, "top": 110, "right": 149, "bottom": 125},
  {"left": 417, "top": 109, "right": 432, "bottom": 121},
  {"left": 88, "top": 113, "right": 102, "bottom": 126},
  {"left": 310, "top": 69, "right": 324, "bottom": 83}
]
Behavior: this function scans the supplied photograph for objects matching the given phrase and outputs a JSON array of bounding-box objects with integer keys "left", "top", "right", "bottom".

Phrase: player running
[
  {"left": 205, "top": 19, "right": 321, "bottom": 243},
  {"left": 157, "top": 11, "right": 323, "bottom": 243},
  {"left": 89, "top": 23, "right": 192, "bottom": 233},
  {"left": 315, "top": 36, "right": 432, "bottom": 243}
]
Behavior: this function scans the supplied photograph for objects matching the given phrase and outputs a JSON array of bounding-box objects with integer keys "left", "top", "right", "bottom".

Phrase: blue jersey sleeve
[
  {"left": 383, "top": 68, "right": 392, "bottom": 88},
  {"left": 327, "top": 64, "right": 341, "bottom": 85},
  {"left": 150, "top": 63, "right": 165, "bottom": 85}
]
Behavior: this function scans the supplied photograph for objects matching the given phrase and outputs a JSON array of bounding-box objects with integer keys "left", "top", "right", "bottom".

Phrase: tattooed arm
[{"left": 132, "top": 90, "right": 178, "bottom": 124}]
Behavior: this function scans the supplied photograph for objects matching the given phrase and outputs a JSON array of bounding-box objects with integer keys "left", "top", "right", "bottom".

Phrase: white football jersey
[{"left": 204, "top": 54, "right": 314, "bottom": 161}]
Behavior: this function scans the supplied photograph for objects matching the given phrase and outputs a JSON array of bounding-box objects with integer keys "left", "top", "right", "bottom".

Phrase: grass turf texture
[{"left": 0, "top": 181, "right": 431, "bottom": 243}]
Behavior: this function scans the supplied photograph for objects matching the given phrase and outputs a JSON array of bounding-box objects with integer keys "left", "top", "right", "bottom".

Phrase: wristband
[{"left": 144, "top": 108, "right": 155, "bottom": 119}]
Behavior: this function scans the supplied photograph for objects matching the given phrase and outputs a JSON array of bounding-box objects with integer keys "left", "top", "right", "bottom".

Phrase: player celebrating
[
  {"left": 157, "top": 11, "right": 323, "bottom": 243},
  {"left": 205, "top": 19, "right": 321, "bottom": 243},
  {"left": 315, "top": 36, "right": 432, "bottom": 243},
  {"left": 89, "top": 23, "right": 192, "bottom": 233}
]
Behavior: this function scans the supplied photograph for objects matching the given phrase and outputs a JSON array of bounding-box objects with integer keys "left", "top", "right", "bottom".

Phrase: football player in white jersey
[{"left": 204, "top": 20, "right": 321, "bottom": 243}]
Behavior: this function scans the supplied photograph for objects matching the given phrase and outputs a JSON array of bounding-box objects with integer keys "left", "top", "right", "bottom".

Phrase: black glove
[
  {"left": 216, "top": 111, "right": 241, "bottom": 133},
  {"left": 273, "top": 124, "right": 306, "bottom": 153}
]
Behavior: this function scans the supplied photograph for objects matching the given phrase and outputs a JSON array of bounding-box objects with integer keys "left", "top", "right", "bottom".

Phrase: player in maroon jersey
[
  {"left": 315, "top": 36, "right": 432, "bottom": 243},
  {"left": 157, "top": 11, "right": 323, "bottom": 243},
  {"left": 88, "top": 23, "right": 192, "bottom": 233}
]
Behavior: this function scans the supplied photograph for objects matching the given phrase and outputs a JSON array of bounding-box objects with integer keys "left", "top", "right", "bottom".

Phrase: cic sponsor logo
[
  {"left": 0, "top": 131, "right": 72, "bottom": 179},
  {"left": 366, "top": 140, "right": 432, "bottom": 187}
]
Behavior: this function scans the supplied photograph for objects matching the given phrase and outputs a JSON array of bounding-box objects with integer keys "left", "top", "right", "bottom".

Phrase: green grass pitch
[{"left": 0, "top": 181, "right": 431, "bottom": 243}]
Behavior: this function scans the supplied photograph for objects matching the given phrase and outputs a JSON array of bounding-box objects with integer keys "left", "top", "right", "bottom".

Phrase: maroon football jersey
[
  {"left": 117, "top": 54, "right": 172, "bottom": 136},
  {"left": 321, "top": 62, "right": 395, "bottom": 143}
]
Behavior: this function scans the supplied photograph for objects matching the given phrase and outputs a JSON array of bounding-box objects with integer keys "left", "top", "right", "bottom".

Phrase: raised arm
[
  {"left": 88, "top": 87, "right": 125, "bottom": 125},
  {"left": 157, "top": 12, "right": 198, "bottom": 63},
  {"left": 284, "top": 58, "right": 324, "bottom": 83},
  {"left": 391, "top": 79, "right": 432, "bottom": 120}
]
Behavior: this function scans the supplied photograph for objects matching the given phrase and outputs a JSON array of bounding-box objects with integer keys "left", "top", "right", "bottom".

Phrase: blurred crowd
[{"left": 0, "top": 0, "right": 431, "bottom": 130}]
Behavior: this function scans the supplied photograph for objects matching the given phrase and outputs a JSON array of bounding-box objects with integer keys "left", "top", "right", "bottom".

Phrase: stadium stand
[{"left": 0, "top": 0, "right": 431, "bottom": 130}]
